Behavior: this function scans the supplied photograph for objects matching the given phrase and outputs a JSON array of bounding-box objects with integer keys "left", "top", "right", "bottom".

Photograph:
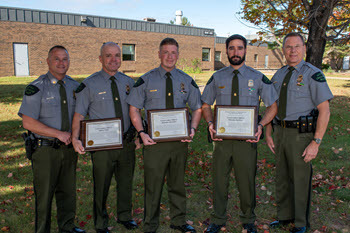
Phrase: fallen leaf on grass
[
  {"left": 164, "top": 216, "right": 171, "bottom": 221},
  {"left": 7, "top": 173, "right": 12, "bottom": 178},
  {"left": 79, "top": 221, "right": 87, "bottom": 227},
  {"left": 133, "top": 207, "right": 144, "bottom": 214},
  {"left": 1, "top": 226, "right": 10, "bottom": 232}
]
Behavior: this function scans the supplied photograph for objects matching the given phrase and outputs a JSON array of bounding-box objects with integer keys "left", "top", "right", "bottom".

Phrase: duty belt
[
  {"left": 275, "top": 119, "right": 299, "bottom": 128},
  {"left": 37, "top": 138, "right": 72, "bottom": 148}
]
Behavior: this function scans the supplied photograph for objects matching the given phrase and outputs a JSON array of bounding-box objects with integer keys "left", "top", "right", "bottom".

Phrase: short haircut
[
  {"left": 48, "top": 45, "right": 68, "bottom": 57},
  {"left": 282, "top": 32, "right": 305, "bottom": 47},
  {"left": 100, "top": 42, "right": 119, "bottom": 56},
  {"left": 226, "top": 34, "right": 247, "bottom": 49},
  {"left": 159, "top": 38, "right": 179, "bottom": 51}
]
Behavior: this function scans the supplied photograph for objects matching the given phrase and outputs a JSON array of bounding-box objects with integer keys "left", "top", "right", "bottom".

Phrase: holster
[
  {"left": 124, "top": 125, "right": 137, "bottom": 143},
  {"left": 22, "top": 131, "right": 37, "bottom": 160}
]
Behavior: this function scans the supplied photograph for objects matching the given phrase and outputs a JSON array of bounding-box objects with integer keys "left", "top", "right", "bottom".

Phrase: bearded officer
[{"left": 201, "top": 34, "right": 278, "bottom": 233}]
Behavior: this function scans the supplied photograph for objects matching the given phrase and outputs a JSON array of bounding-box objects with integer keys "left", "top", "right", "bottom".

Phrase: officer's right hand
[
  {"left": 140, "top": 133, "right": 156, "bottom": 146},
  {"left": 72, "top": 138, "right": 86, "bottom": 154},
  {"left": 208, "top": 123, "right": 222, "bottom": 141},
  {"left": 57, "top": 131, "right": 72, "bottom": 145},
  {"left": 266, "top": 136, "right": 275, "bottom": 154}
]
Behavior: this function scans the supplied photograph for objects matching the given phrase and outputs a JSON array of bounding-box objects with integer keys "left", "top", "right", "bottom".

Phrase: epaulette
[
  {"left": 75, "top": 83, "right": 86, "bottom": 93},
  {"left": 206, "top": 75, "right": 214, "bottom": 85},
  {"left": 191, "top": 79, "right": 199, "bottom": 88},
  {"left": 134, "top": 77, "right": 145, "bottom": 87},
  {"left": 262, "top": 75, "right": 273, "bottom": 84}
]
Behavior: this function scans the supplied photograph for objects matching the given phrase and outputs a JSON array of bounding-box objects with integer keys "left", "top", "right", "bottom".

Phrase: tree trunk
[{"left": 305, "top": 0, "right": 335, "bottom": 69}]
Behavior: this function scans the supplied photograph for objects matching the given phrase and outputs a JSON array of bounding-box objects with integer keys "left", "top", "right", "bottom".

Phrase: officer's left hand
[
  {"left": 181, "top": 128, "right": 195, "bottom": 142},
  {"left": 302, "top": 141, "right": 319, "bottom": 163},
  {"left": 134, "top": 138, "right": 142, "bottom": 149},
  {"left": 246, "top": 125, "right": 263, "bottom": 143}
]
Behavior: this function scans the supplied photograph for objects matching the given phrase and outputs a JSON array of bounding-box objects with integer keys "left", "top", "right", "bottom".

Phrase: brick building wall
[
  {"left": 0, "top": 21, "right": 215, "bottom": 77},
  {"left": 0, "top": 7, "right": 284, "bottom": 77}
]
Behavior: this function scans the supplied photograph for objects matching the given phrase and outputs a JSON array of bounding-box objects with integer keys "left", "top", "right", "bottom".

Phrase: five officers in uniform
[{"left": 18, "top": 33, "right": 333, "bottom": 233}]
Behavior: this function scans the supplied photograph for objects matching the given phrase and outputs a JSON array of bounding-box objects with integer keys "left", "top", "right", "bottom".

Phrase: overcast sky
[{"left": 1, "top": 0, "right": 259, "bottom": 37}]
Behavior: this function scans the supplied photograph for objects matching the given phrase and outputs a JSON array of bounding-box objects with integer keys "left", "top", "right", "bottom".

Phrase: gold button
[
  {"left": 234, "top": 93, "right": 237, "bottom": 96},
  {"left": 63, "top": 100, "right": 66, "bottom": 104},
  {"left": 168, "top": 93, "right": 171, "bottom": 96},
  {"left": 115, "top": 97, "right": 118, "bottom": 101}
]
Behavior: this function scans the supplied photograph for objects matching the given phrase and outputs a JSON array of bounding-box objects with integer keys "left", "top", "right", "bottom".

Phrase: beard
[{"left": 228, "top": 55, "right": 246, "bottom": 66}]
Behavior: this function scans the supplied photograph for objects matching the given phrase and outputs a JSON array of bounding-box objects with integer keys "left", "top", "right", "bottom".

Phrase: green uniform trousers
[
  {"left": 143, "top": 141, "right": 188, "bottom": 232},
  {"left": 31, "top": 145, "right": 77, "bottom": 233},
  {"left": 274, "top": 125, "right": 313, "bottom": 228},
  {"left": 91, "top": 141, "right": 135, "bottom": 230},
  {"left": 211, "top": 140, "right": 257, "bottom": 225}
]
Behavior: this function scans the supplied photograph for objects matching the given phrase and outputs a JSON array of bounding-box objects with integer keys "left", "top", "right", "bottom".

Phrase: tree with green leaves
[
  {"left": 170, "top": 16, "right": 192, "bottom": 26},
  {"left": 239, "top": 0, "right": 350, "bottom": 69}
]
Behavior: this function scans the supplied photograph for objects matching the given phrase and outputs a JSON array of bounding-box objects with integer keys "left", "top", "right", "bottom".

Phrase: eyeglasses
[{"left": 284, "top": 45, "right": 304, "bottom": 51}]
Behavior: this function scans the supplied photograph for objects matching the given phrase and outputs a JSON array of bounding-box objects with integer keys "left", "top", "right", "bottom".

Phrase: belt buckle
[{"left": 281, "top": 120, "right": 286, "bottom": 128}]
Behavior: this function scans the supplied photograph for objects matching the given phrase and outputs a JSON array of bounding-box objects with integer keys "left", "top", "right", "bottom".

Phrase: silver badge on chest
[{"left": 248, "top": 80, "right": 254, "bottom": 87}]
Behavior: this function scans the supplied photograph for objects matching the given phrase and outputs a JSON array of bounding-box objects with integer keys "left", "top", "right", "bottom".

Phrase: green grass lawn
[{"left": 0, "top": 73, "right": 349, "bottom": 233}]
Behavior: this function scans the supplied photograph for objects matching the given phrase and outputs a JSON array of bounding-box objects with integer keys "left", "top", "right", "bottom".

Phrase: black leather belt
[
  {"left": 37, "top": 138, "right": 72, "bottom": 148},
  {"left": 275, "top": 119, "right": 299, "bottom": 128}
]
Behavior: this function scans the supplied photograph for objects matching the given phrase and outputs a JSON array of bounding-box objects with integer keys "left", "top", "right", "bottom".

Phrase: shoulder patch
[
  {"left": 75, "top": 83, "right": 86, "bottom": 93},
  {"left": 134, "top": 78, "right": 145, "bottom": 87},
  {"left": 25, "top": 84, "right": 40, "bottom": 96},
  {"left": 206, "top": 75, "right": 214, "bottom": 85},
  {"left": 311, "top": 72, "right": 326, "bottom": 82},
  {"left": 262, "top": 75, "right": 273, "bottom": 84},
  {"left": 191, "top": 79, "right": 199, "bottom": 88}
]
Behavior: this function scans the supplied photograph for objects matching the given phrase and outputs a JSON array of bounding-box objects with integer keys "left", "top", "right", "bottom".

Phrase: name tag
[
  {"left": 46, "top": 97, "right": 54, "bottom": 100},
  {"left": 98, "top": 91, "right": 106, "bottom": 95},
  {"left": 150, "top": 89, "right": 158, "bottom": 92},
  {"left": 219, "top": 86, "right": 225, "bottom": 89}
]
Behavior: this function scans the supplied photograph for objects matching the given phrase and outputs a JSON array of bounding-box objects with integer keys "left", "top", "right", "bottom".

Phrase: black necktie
[
  {"left": 277, "top": 66, "right": 295, "bottom": 120},
  {"left": 58, "top": 80, "right": 69, "bottom": 131},
  {"left": 110, "top": 76, "right": 123, "bottom": 118},
  {"left": 231, "top": 70, "right": 239, "bottom": 106},
  {"left": 165, "top": 72, "right": 174, "bottom": 109}
]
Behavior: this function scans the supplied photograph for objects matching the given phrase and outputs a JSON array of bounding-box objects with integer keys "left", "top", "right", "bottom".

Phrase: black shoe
[
  {"left": 170, "top": 224, "right": 196, "bottom": 232},
  {"left": 117, "top": 220, "right": 138, "bottom": 230},
  {"left": 290, "top": 227, "right": 307, "bottom": 233},
  {"left": 62, "top": 227, "right": 86, "bottom": 233},
  {"left": 96, "top": 229, "right": 110, "bottom": 233},
  {"left": 205, "top": 223, "right": 225, "bottom": 233},
  {"left": 270, "top": 219, "right": 294, "bottom": 228},
  {"left": 243, "top": 223, "right": 258, "bottom": 233}
]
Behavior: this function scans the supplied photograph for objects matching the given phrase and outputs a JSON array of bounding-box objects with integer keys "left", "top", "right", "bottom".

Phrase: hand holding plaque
[
  {"left": 80, "top": 118, "right": 123, "bottom": 151},
  {"left": 147, "top": 108, "right": 191, "bottom": 142},
  {"left": 213, "top": 105, "right": 258, "bottom": 140}
]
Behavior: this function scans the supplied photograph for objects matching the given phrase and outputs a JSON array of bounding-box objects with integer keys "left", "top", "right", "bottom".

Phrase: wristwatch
[{"left": 313, "top": 138, "right": 322, "bottom": 144}]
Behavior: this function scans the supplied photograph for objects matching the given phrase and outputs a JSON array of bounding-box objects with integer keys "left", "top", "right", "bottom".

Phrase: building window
[
  {"left": 202, "top": 48, "right": 210, "bottom": 61},
  {"left": 254, "top": 54, "right": 258, "bottom": 62},
  {"left": 122, "top": 44, "right": 135, "bottom": 61},
  {"left": 215, "top": 51, "right": 221, "bottom": 61}
]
